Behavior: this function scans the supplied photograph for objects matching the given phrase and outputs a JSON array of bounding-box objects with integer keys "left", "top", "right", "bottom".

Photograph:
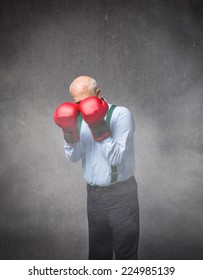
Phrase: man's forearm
[{"left": 64, "top": 141, "right": 82, "bottom": 163}]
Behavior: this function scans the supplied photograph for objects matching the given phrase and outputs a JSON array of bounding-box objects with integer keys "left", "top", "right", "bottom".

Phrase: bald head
[{"left": 69, "top": 76, "right": 101, "bottom": 103}]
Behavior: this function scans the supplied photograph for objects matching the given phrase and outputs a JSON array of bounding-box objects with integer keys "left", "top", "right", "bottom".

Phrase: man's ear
[{"left": 95, "top": 88, "right": 101, "bottom": 98}]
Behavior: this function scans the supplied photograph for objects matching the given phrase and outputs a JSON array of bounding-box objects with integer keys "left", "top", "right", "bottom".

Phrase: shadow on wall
[{"left": 0, "top": 227, "right": 88, "bottom": 260}]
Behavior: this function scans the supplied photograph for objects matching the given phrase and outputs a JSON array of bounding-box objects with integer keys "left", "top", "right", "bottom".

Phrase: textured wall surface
[{"left": 0, "top": 0, "right": 203, "bottom": 259}]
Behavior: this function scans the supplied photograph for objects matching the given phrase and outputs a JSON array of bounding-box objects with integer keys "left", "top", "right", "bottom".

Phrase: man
[{"left": 54, "top": 76, "right": 139, "bottom": 260}]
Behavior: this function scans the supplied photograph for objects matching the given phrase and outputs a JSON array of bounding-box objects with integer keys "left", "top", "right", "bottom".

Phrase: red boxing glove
[
  {"left": 79, "top": 96, "right": 110, "bottom": 141},
  {"left": 54, "top": 102, "right": 79, "bottom": 144}
]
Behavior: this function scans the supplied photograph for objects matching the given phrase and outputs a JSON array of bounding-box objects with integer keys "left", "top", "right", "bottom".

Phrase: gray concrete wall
[{"left": 0, "top": 0, "right": 203, "bottom": 259}]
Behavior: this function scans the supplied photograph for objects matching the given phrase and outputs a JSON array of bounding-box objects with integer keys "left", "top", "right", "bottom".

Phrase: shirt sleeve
[
  {"left": 99, "top": 107, "right": 135, "bottom": 166},
  {"left": 64, "top": 141, "right": 83, "bottom": 163}
]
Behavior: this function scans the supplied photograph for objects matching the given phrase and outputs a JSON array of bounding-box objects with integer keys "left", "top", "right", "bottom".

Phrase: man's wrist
[
  {"left": 88, "top": 120, "right": 110, "bottom": 141},
  {"left": 63, "top": 131, "right": 79, "bottom": 145}
]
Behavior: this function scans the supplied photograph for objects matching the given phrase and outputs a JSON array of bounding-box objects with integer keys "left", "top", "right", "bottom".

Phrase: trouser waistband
[{"left": 86, "top": 176, "right": 135, "bottom": 192}]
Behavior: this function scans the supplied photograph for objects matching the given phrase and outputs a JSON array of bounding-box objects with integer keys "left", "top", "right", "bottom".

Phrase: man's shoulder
[
  {"left": 107, "top": 104, "right": 134, "bottom": 127},
  {"left": 108, "top": 104, "right": 131, "bottom": 116}
]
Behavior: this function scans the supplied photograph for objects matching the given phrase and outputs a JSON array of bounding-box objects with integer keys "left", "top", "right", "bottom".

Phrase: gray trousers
[{"left": 87, "top": 176, "right": 140, "bottom": 260}]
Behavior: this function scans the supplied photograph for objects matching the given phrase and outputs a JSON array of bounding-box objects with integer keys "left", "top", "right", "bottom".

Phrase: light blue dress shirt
[{"left": 64, "top": 103, "right": 136, "bottom": 187}]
